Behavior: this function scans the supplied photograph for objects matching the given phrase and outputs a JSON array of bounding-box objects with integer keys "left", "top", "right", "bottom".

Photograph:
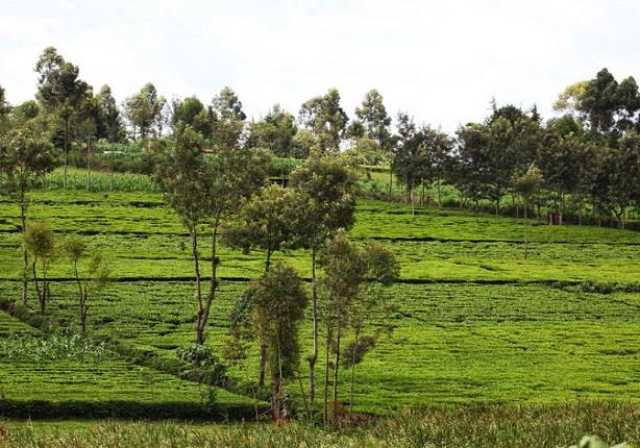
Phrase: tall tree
[
  {"left": 0, "top": 104, "right": 56, "bottom": 304},
  {"left": 289, "top": 156, "right": 357, "bottom": 411},
  {"left": 299, "top": 88, "right": 349, "bottom": 153},
  {"left": 355, "top": 89, "right": 392, "bottom": 149},
  {"left": 124, "top": 83, "right": 166, "bottom": 139},
  {"left": 211, "top": 87, "right": 246, "bottom": 149},
  {"left": 95, "top": 85, "right": 125, "bottom": 143},
  {"left": 244, "top": 263, "right": 308, "bottom": 421},
  {"left": 222, "top": 184, "right": 302, "bottom": 386},
  {"left": 514, "top": 165, "right": 544, "bottom": 258},
  {"left": 171, "top": 96, "right": 212, "bottom": 139},
  {"left": 245, "top": 105, "right": 297, "bottom": 157},
  {"left": 35, "top": 47, "right": 91, "bottom": 186},
  {"left": 320, "top": 231, "right": 367, "bottom": 424}
]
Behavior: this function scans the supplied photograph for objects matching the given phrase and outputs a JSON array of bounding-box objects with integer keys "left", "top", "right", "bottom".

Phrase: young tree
[
  {"left": 124, "top": 83, "right": 166, "bottom": 139},
  {"left": 62, "top": 237, "right": 110, "bottom": 335},
  {"left": 24, "top": 222, "right": 55, "bottom": 314},
  {"left": 289, "top": 156, "right": 357, "bottom": 410},
  {"left": 245, "top": 263, "right": 308, "bottom": 421},
  {"left": 514, "top": 165, "right": 544, "bottom": 258},
  {"left": 345, "top": 242, "right": 400, "bottom": 417},
  {"left": 0, "top": 105, "right": 56, "bottom": 304},
  {"left": 222, "top": 184, "right": 301, "bottom": 386},
  {"left": 35, "top": 47, "right": 91, "bottom": 187},
  {"left": 321, "top": 231, "right": 367, "bottom": 424},
  {"left": 299, "top": 89, "right": 349, "bottom": 153}
]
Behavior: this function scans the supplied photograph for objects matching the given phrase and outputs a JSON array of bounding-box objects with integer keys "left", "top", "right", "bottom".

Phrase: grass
[{"left": 1, "top": 402, "right": 639, "bottom": 447}]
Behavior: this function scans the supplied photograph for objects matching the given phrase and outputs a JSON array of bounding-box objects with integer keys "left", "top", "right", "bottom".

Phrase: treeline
[{"left": 2, "top": 48, "right": 640, "bottom": 226}]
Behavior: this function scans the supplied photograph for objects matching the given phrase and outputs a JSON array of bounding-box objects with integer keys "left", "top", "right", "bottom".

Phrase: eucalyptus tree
[
  {"left": 35, "top": 47, "right": 91, "bottom": 186},
  {"left": 157, "top": 126, "right": 269, "bottom": 345},
  {"left": 320, "top": 231, "right": 367, "bottom": 424},
  {"left": 299, "top": 88, "right": 349, "bottom": 153},
  {"left": 63, "top": 237, "right": 110, "bottom": 335},
  {"left": 156, "top": 134, "right": 270, "bottom": 345},
  {"left": 244, "top": 263, "right": 308, "bottom": 421},
  {"left": 514, "top": 165, "right": 544, "bottom": 258},
  {"left": 355, "top": 89, "right": 392, "bottom": 150},
  {"left": 171, "top": 96, "right": 212, "bottom": 140},
  {"left": 245, "top": 105, "right": 297, "bottom": 157},
  {"left": 124, "top": 83, "right": 166, "bottom": 139},
  {"left": 0, "top": 103, "right": 56, "bottom": 304},
  {"left": 211, "top": 87, "right": 246, "bottom": 150},
  {"left": 289, "top": 156, "right": 357, "bottom": 410},
  {"left": 95, "top": 85, "right": 125, "bottom": 143},
  {"left": 24, "top": 222, "right": 55, "bottom": 314},
  {"left": 222, "top": 184, "right": 301, "bottom": 386}
]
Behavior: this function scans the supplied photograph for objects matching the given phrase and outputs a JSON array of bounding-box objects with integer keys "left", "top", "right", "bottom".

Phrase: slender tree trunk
[
  {"left": 323, "top": 325, "right": 331, "bottom": 426},
  {"left": 196, "top": 223, "right": 219, "bottom": 345},
  {"left": 348, "top": 330, "right": 359, "bottom": 420},
  {"left": 258, "top": 250, "right": 272, "bottom": 387},
  {"left": 190, "top": 227, "right": 205, "bottom": 345},
  {"left": 32, "top": 262, "right": 43, "bottom": 313},
  {"left": 333, "top": 325, "right": 342, "bottom": 404},
  {"left": 388, "top": 165, "right": 393, "bottom": 197},
  {"left": 64, "top": 117, "right": 70, "bottom": 189},
  {"left": 308, "top": 247, "right": 319, "bottom": 410},
  {"left": 20, "top": 187, "right": 28, "bottom": 305},
  {"left": 437, "top": 177, "right": 442, "bottom": 207}
]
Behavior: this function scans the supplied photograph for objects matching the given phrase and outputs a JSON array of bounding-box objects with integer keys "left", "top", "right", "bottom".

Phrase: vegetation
[{"left": 1, "top": 47, "right": 640, "bottom": 444}]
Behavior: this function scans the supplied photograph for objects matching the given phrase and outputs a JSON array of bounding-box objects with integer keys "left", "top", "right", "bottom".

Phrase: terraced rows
[{"left": 1, "top": 188, "right": 640, "bottom": 414}]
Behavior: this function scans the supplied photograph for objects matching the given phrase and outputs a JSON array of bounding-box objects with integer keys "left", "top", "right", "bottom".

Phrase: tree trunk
[
  {"left": 196, "top": 223, "right": 220, "bottom": 345},
  {"left": 323, "top": 326, "right": 332, "bottom": 426},
  {"left": 348, "top": 331, "right": 359, "bottom": 420},
  {"left": 258, "top": 250, "right": 272, "bottom": 387},
  {"left": 333, "top": 325, "right": 342, "bottom": 404},
  {"left": 308, "top": 247, "right": 319, "bottom": 410},
  {"left": 20, "top": 188, "right": 28, "bottom": 305},
  {"left": 190, "top": 227, "right": 205, "bottom": 345},
  {"left": 388, "top": 165, "right": 393, "bottom": 197},
  {"left": 64, "top": 117, "right": 70, "bottom": 189}
]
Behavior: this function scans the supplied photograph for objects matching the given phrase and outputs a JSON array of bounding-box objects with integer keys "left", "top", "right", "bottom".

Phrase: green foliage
[
  {"left": 299, "top": 88, "right": 349, "bottom": 153},
  {"left": 0, "top": 333, "right": 107, "bottom": 362},
  {"left": 124, "top": 83, "right": 166, "bottom": 139}
]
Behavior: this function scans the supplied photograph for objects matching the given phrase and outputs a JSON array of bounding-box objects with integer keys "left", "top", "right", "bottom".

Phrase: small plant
[{"left": 176, "top": 344, "right": 228, "bottom": 386}]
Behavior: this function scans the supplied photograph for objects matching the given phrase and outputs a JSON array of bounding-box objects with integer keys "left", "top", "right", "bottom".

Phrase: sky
[{"left": 1, "top": 0, "right": 639, "bottom": 133}]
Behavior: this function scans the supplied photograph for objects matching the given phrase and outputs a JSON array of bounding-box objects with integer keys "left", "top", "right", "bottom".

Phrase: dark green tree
[
  {"left": 124, "top": 83, "right": 166, "bottom": 139},
  {"left": 299, "top": 88, "right": 349, "bottom": 153},
  {"left": 245, "top": 105, "right": 297, "bottom": 157},
  {"left": 289, "top": 156, "right": 357, "bottom": 410},
  {"left": 95, "top": 85, "right": 125, "bottom": 143}
]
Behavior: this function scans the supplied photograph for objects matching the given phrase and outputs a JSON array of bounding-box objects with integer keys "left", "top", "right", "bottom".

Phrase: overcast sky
[{"left": 2, "top": 0, "right": 639, "bottom": 132}]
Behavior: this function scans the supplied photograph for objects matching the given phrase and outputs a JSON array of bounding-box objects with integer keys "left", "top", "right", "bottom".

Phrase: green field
[{"left": 1, "top": 171, "right": 640, "bottom": 421}]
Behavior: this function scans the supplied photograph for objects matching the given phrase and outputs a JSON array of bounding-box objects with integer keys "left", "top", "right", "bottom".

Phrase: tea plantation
[{"left": 1, "top": 176, "right": 640, "bottom": 418}]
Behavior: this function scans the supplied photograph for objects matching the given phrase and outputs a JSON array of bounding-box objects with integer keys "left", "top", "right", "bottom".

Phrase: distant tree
[
  {"left": 289, "top": 156, "right": 357, "bottom": 411},
  {"left": 299, "top": 89, "right": 349, "bottom": 153},
  {"left": 245, "top": 105, "right": 297, "bottom": 157},
  {"left": 171, "top": 96, "right": 212, "bottom": 139},
  {"left": 392, "top": 113, "right": 427, "bottom": 214},
  {"left": 24, "top": 222, "right": 55, "bottom": 314},
  {"left": 355, "top": 89, "right": 392, "bottom": 150},
  {"left": 291, "top": 129, "right": 316, "bottom": 158},
  {"left": 514, "top": 165, "right": 544, "bottom": 258},
  {"left": 245, "top": 263, "right": 308, "bottom": 421},
  {"left": 35, "top": 47, "right": 91, "bottom": 186},
  {"left": 0, "top": 105, "right": 56, "bottom": 304},
  {"left": 95, "top": 85, "right": 125, "bottom": 143},
  {"left": 62, "top": 237, "right": 110, "bottom": 335},
  {"left": 211, "top": 87, "right": 246, "bottom": 149},
  {"left": 591, "top": 132, "right": 640, "bottom": 228},
  {"left": 124, "top": 83, "right": 166, "bottom": 139},
  {"left": 0, "top": 84, "right": 9, "bottom": 121}
]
